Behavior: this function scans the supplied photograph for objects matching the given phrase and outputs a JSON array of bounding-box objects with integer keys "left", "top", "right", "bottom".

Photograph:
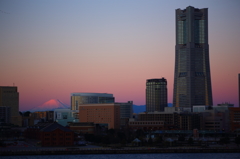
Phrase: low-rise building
[
  {"left": 229, "top": 107, "right": 240, "bottom": 132},
  {"left": 68, "top": 122, "right": 95, "bottom": 134},
  {"left": 54, "top": 109, "right": 79, "bottom": 126},
  {"left": 31, "top": 111, "right": 54, "bottom": 124},
  {"left": 24, "top": 122, "right": 74, "bottom": 147},
  {"left": 79, "top": 103, "right": 120, "bottom": 129},
  {"left": 128, "top": 120, "right": 164, "bottom": 131}
]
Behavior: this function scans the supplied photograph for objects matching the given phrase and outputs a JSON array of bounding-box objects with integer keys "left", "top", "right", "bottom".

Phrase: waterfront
[{"left": 1, "top": 153, "right": 240, "bottom": 159}]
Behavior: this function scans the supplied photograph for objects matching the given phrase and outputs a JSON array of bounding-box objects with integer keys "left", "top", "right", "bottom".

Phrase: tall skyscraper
[
  {"left": 173, "top": 6, "right": 213, "bottom": 110},
  {"left": 146, "top": 78, "right": 167, "bottom": 112}
]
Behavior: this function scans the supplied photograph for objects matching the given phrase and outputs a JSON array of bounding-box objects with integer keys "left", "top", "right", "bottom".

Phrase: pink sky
[{"left": 0, "top": 1, "right": 239, "bottom": 111}]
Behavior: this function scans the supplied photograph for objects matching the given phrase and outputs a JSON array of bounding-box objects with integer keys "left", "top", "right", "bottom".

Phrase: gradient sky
[{"left": 1, "top": 0, "right": 240, "bottom": 111}]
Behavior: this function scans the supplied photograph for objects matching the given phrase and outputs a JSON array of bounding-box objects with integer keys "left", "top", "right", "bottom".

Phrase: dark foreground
[{"left": 1, "top": 147, "right": 240, "bottom": 156}]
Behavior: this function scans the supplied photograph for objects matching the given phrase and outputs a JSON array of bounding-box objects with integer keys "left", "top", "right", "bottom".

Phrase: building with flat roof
[
  {"left": 239, "top": 73, "right": 240, "bottom": 107},
  {"left": 118, "top": 101, "right": 133, "bottom": 118},
  {"left": 117, "top": 101, "right": 133, "bottom": 127},
  {"left": 0, "top": 106, "right": 11, "bottom": 123},
  {"left": 173, "top": 6, "right": 213, "bottom": 110},
  {"left": 146, "top": 78, "right": 167, "bottom": 112},
  {"left": 128, "top": 120, "right": 164, "bottom": 131},
  {"left": 0, "top": 86, "right": 21, "bottom": 126},
  {"left": 217, "top": 102, "right": 234, "bottom": 107},
  {"left": 54, "top": 109, "right": 79, "bottom": 126},
  {"left": 79, "top": 103, "right": 120, "bottom": 129},
  {"left": 71, "top": 93, "right": 115, "bottom": 110},
  {"left": 193, "top": 105, "right": 209, "bottom": 112},
  {"left": 229, "top": 107, "right": 240, "bottom": 132}
]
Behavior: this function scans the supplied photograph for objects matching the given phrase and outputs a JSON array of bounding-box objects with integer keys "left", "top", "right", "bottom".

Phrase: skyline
[{"left": 1, "top": 0, "right": 240, "bottom": 111}]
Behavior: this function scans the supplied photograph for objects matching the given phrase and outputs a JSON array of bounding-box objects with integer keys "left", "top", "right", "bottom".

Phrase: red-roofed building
[{"left": 24, "top": 122, "right": 74, "bottom": 147}]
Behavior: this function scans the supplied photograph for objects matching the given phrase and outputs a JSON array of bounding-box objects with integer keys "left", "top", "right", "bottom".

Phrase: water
[{"left": 1, "top": 153, "right": 240, "bottom": 159}]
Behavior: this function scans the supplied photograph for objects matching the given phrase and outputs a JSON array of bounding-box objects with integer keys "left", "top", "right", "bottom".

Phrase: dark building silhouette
[
  {"left": 0, "top": 86, "right": 21, "bottom": 126},
  {"left": 229, "top": 107, "right": 240, "bottom": 131},
  {"left": 24, "top": 122, "right": 74, "bottom": 147},
  {"left": 0, "top": 106, "right": 11, "bottom": 123},
  {"left": 146, "top": 78, "right": 167, "bottom": 112},
  {"left": 173, "top": 6, "right": 213, "bottom": 111},
  {"left": 239, "top": 73, "right": 240, "bottom": 107}
]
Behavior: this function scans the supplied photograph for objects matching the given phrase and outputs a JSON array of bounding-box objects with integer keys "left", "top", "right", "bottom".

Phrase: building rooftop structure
[
  {"left": 71, "top": 93, "right": 113, "bottom": 97},
  {"left": 71, "top": 93, "right": 115, "bottom": 110},
  {"left": 41, "top": 122, "right": 72, "bottom": 132},
  {"left": 217, "top": 102, "right": 234, "bottom": 107}
]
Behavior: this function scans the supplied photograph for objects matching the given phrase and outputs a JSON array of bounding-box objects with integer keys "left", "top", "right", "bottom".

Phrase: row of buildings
[
  {"left": 1, "top": 6, "right": 240, "bottom": 146},
  {"left": 23, "top": 93, "right": 240, "bottom": 133}
]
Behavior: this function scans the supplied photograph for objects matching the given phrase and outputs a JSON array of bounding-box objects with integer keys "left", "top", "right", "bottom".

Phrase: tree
[{"left": 23, "top": 111, "right": 31, "bottom": 117}]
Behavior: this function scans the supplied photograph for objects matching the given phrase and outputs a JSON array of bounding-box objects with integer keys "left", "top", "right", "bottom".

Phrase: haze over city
[{"left": 1, "top": 0, "right": 240, "bottom": 111}]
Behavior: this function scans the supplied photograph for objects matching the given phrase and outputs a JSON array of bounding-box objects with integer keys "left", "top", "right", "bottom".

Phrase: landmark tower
[{"left": 173, "top": 6, "right": 213, "bottom": 110}]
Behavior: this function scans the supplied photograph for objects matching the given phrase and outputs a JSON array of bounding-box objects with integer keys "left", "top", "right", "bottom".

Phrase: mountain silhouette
[
  {"left": 133, "top": 103, "right": 173, "bottom": 113},
  {"left": 29, "top": 99, "right": 70, "bottom": 112}
]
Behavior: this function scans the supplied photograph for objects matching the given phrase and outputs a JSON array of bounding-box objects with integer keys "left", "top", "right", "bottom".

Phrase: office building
[
  {"left": 146, "top": 78, "right": 167, "bottom": 112},
  {"left": 173, "top": 6, "right": 213, "bottom": 110},
  {"left": 0, "top": 86, "right": 21, "bottom": 126},
  {"left": 239, "top": 73, "right": 240, "bottom": 107},
  {"left": 117, "top": 101, "right": 133, "bottom": 126},
  {"left": 54, "top": 109, "right": 79, "bottom": 126},
  {"left": 0, "top": 106, "right": 11, "bottom": 123},
  {"left": 229, "top": 107, "right": 240, "bottom": 132},
  {"left": 128, "top": 120, "right": 164, "bottom": 131},
  {"left": 79, "top": 103, "right": 120, "bottom": 129},
  {"left": 71, "top": 93, "right": 115, "bottom": 110},
  {"left": 31, "top": 111, "right": 54, "bottom": 123},
  {"left": 118, "top": 101, "right": 133, "bottom": 118}
]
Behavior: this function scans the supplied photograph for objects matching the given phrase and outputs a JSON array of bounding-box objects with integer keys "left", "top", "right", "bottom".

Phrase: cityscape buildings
[
  {"left": 146, "top": 78, "right": 167, "bottom": 112},
  {"left": 24, "top": 122, "right": 74, "bottom": 147},
  {"left": 71, "top": 93, "right": 115, "bottom": 110},
  {"left": 118, "top": 101, "right": 133, "bottom": 119},
  {"left": 173, "top": 6, "right": 213, "bottom": 111},
  {"left": 79, "top": 103, "right": 121, "bottom": 129},
  {"left": 0, "top": 106, "right": 11, "bottom": 124},
  {"left": 0, "top": 86, "right": 21, "bottom": 126},
  {"left": 229, "top": 107, "right": 240, "bottom": 131},
  {"left": 54, "top": 109, "right": 79, "bottom": 126},
  {"left": 239, "top": 73, "right": 240, "bottom": 107}
]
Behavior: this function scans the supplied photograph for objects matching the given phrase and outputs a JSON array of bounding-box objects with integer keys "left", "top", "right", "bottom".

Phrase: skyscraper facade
[
  {"left": 71, "top": 93, "right": 115, "bottom": 110},
  {"left": 146, "top": 78, "right": 167, "bottom": 112},
  {"left": 0, "top": 86, "right": 21, "bottom": 126},
  {"left": 173, "top": 6, "right": 213, "bottom": 110},
  {"left": 238, "top": 73, "right": 240, "bottom": 107}
]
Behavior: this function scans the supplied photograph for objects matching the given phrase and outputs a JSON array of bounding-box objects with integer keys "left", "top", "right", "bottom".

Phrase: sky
[{"left": 1, "top": 0, "right": 240, "bottom": 111}]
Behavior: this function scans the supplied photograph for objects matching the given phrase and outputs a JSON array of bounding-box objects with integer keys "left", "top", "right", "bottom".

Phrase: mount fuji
[{"left": 29, "top": 99, "right": 70, "bottom": 112}]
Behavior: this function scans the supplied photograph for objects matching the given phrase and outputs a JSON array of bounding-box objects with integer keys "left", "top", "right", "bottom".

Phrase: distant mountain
[
  {"left": 168, "top": 103, "right": 173, "bottom": 107},
  {"left": 29, "top": 99, "right": 70, "bottom": 112},
  {"left": 133, "top": 105, "right": 146, "bottom": 114},
  {"left": 133, "top": 103, "right": 173, "bottom": 113}
]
